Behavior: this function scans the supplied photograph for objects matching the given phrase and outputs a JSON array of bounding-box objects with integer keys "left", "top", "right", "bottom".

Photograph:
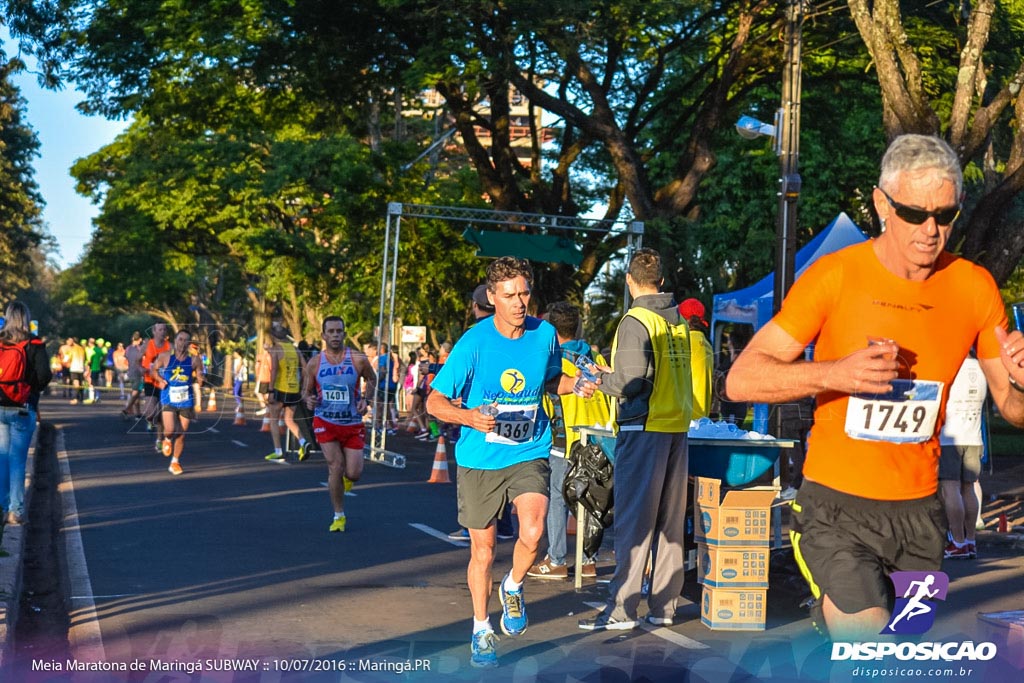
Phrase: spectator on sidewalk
[
  {"left": 940, "top": 354, "right": 988, "bottom": 559},
  {"left": 0, "top": 301, "right": 52, "bottom": 524}
]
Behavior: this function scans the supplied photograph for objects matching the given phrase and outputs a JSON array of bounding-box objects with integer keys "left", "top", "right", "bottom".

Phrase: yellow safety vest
[
  {"left": 689, "top": 330, "right": 714, "bottom": 420},
  {"left": 274, "top": 343, "right": 302, "bottom": 393},
  {"left": 612, "top": 307, "right": 693, "bottom": 432}
]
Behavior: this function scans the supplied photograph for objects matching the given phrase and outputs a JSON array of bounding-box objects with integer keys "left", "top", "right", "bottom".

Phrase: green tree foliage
[
  {"left": 3, "top": 0, "right": 793, "bottom": 306},
  {"left": 0, "top": 59, "right": 49, "bottom": 301},
  {"left": 69, "top": 78, "right": 485, "bottom": 343},
  {"left": 848, "top": 0, "right": 1024, "bottom": 281}
]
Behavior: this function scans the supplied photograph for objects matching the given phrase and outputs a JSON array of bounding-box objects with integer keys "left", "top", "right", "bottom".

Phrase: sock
[
  {"left": 503, "top": 573, "right": 523, "bottom": 593},
  {"left": 275, "top": 447, "right": 283, "bottom": 456},
  {"left": 299, "top": 438, "right": 307, "bottom": 447},
  {"left": 473, "top": 618, "right": 492, "bottom": 634},
  {"left": 334, "top": 512, "right": 346, "bottom": 520},
  {"left": 171, "top": 457, "right": 179, "bottom": 464}
]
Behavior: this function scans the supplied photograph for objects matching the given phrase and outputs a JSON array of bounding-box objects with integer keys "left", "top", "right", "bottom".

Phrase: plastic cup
[
  {"left": 479, "top": 404, "right": 498, "bottom": 417},
  {"left": 867, "top": 336, "right": 898, "bottom": 360}
]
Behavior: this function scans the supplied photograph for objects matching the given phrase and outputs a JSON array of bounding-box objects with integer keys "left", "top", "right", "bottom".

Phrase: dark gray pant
[{"left": 605, "top": 430, "right": 688, "bottom": 621}]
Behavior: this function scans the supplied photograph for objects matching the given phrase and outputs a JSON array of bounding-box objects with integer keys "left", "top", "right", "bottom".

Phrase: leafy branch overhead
[{"left": 1, "top": 0, "right": 1022, "bottom": 342}]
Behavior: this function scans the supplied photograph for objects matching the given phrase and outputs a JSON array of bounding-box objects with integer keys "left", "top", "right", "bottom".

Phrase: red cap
[{"left": 678, "top": 298, "right": 707, "bottom": 326}]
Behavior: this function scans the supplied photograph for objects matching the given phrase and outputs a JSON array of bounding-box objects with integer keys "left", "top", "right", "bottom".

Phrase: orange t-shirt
[
  {"left": 142, "top": 339, "right": 171, "bottom": 386},
  {"left": 775, "top": 241, "right": 1006, "bottom": 500}
]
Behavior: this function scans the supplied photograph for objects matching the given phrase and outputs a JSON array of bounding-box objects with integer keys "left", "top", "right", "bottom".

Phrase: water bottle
[
  {"left": 1012, "top": 302, "right": 1024, "bottom": 332},
  {"left": 479, "top": 403, "right": 499, "bottom": 417},
  {"left": 573, "top": 355, "right": 598, "bottom": 397}
]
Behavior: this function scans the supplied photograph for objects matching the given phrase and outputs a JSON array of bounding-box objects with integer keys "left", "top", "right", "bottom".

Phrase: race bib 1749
[{"left": 845, "top": 379, "right": 944, "bottom": 444}]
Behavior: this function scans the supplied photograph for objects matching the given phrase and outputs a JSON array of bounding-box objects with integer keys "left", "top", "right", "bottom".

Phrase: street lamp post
[
  {"left": 735, "top": 0, "right": 805, "bottom": 512},
  {"left": 774, "top": 0, "right": 804, "bottom": 314}
]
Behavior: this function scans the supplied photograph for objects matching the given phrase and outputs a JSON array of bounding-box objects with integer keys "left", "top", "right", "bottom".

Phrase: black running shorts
[
  {"left": 457, "top": 458, "right": 550, "bottom": 531},
  {"left": 161, "top": 405, "right": 197, "bottom": 421},
  {"left": 790, "top": 480, "right": 945, "bottom": 615},
  {"left": 272, "top": 389, "right": 302, "bottom": 406}
]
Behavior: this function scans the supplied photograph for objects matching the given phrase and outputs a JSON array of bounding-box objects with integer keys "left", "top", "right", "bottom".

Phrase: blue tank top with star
[
  {"left": 160, "top": 354, "right": 196, "bottom": 408},
  {"left": 314, "top": 349, "right": 362, "bottom": 426}
]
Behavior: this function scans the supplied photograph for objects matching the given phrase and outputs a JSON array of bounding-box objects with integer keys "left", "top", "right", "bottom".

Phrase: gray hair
[
  {"left": 0, "top": 301, "right": 32, "bottom": 343},
  {"left": 879, "top": 134, "right": 962, "bottom": 197}
]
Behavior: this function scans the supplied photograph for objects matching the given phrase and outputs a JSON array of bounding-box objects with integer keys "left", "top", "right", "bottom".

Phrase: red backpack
[{"left": 0, "top": 340, "right": 31, "bottom": 405}]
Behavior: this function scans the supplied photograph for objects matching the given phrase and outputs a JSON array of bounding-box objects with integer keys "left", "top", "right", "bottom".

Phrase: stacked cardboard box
[
  {"left": 977, "top": 611, "right": 1024, "bottom": 669},
  {"left": 693, "top": 476, "right": 776, "bottom": 630}
]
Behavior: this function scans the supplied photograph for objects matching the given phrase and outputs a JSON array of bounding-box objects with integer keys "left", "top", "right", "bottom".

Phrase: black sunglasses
[{"left": 880, "top": 189, "right": 960, "bottom": 226}]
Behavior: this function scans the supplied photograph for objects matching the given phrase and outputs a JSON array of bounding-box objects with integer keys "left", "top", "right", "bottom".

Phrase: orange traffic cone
[
  {"left": 427, "top": 436, "right": 451, "bottom": 483},
  {"left": 207, "top": 389, "right": 217, "bottom": 412},
  {"left": 233, "top": 407, "right": 246, "bottom": 426},
  {"left": 260, "top": 416, "right": 271, "bottom": 432}
]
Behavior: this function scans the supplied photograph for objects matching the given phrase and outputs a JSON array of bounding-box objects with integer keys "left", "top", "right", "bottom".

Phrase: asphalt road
[{"left": 13, "top": 394, "right": 1024, "bottom": 682}]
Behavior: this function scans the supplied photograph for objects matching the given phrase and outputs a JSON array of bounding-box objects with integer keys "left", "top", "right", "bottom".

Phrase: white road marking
[
  {"left": 232, "top": 440, "right": 248, "bottom": 448},
  {"left": 319, "top": 481, "right": 356, "bottom": 496},
  {"left": 409, "top": 523, "right": 469, "bottom": 547},
  {"left": 57, "top": 429, "right": 107, "bottom": 662},
  {"left": 582, "top": 601, "right": 709, "bottom": 649}
]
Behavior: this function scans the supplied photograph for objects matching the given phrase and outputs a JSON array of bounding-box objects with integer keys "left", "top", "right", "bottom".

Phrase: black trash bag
[
  {"left": 562, "top": 441, "right": 615, "bottom": 556},
  {"left": 578, "top": 510, "right": 606, "bottom": 558}
]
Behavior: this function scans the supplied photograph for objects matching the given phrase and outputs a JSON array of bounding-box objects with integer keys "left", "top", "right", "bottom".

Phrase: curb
[{"left": 0, "top": 423, "right": 40, "bottom": 677}]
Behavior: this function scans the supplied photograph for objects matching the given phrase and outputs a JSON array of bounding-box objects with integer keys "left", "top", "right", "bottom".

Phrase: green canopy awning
[{"left": 461, "top": 228, "right": 583, "bottom": 267}]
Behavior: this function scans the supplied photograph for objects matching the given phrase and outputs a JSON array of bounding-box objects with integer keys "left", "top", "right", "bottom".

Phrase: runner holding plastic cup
[{"left": 573, "top": 355, "right": 598, "bottom": 397}]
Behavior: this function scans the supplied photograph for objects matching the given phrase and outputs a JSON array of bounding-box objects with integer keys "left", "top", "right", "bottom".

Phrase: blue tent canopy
[
  {"left": 711, "top": 212, "right": 868, "bottom": 434},
  {"left": 711, "top": 212, "right": 868, "bottom": 331}
]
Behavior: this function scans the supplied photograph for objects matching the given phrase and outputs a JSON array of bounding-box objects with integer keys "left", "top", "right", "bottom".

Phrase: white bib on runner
[
  {"left": 168, "top": 385, "right": 191, "bottom": 404},
  {"left": 485, "top": 403, "right": 539, "bottom": 445},
  {"left": 323, "top": 386, "right": 350, "bottom": 403},
  {"left": 844, "top": 379, "right": 944, "bottom": 444}
]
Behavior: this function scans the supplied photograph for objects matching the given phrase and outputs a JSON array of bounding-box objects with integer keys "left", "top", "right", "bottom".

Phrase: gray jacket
[{"left": 599, "top": 293, "right": 679, "bottom": 429}]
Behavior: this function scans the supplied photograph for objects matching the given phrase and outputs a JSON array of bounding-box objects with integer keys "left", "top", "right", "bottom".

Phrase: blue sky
[{"left": 4, "top": 32, "right": 128, "bottom": 269}]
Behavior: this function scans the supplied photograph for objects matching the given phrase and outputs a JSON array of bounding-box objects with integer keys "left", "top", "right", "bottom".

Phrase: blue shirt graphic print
[
  {"left": 431, "top": 316, "right": 562, "bottom": 470},
  {"left": 160, "top": 354, "right": 196, "bottom": 408}
]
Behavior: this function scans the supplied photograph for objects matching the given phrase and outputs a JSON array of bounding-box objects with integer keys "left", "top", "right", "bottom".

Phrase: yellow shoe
[
  {"left": 298, "top": 442, "right": 309, "bottom": 462},
  {"left": 168, "top": 461, "right": 183, "bottom": 476},
  {"left": 329, "top": 516, "right": 346, "bottom": 532},
  {"left": 343, "top": 476, "right": 354, "bottom": 492},
  {"left": 162, "top": 438, "right": 173, "bottom": 457}
]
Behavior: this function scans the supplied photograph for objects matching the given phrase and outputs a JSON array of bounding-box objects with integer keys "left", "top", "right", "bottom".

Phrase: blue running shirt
[
  {"left": 431, "top": 316, "right": 562, "bottom": 470},
  {"left": 160, "top": 354, "right": 196, "bottom": 408}
]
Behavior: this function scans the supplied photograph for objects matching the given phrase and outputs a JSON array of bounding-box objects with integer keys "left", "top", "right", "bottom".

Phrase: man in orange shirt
[
  {"left": 727, "top": 134, "right": 1024, "bottom": 640},
  {"left": 141, "top": 323, "right": 171, "bottom": 452}
]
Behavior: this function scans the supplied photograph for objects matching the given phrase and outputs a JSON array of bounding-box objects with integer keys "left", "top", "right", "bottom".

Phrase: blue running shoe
[
  {"left": 499, "top": 575, "right": 528, "bottom": 636},
  {"left": 470, "top": 629, "right": 498, "bottom": 668}
]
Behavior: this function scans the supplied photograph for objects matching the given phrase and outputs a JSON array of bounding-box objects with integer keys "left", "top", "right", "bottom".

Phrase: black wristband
[{"left": 1010, "top": 375, "right": 1024, "bottom": 393}]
